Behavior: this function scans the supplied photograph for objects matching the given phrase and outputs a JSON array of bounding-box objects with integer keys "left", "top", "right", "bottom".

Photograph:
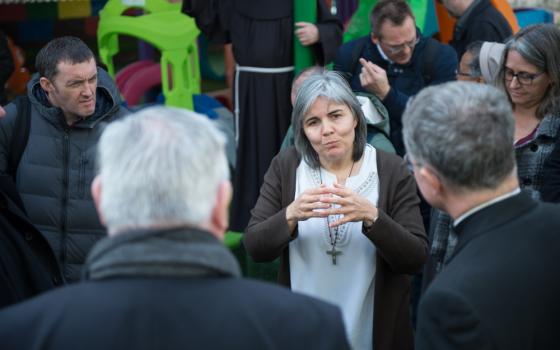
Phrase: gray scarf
[{"left": 83, "top": 227, "right": 241, "bottom": 280}]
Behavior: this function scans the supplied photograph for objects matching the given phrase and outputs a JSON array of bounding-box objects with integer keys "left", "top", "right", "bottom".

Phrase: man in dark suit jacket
[
  {"left": 0, "top": 107, "right": 350, "bottom": 350},
  {"left": 403, "top": 81, "right": 560, "bottom": 350}
]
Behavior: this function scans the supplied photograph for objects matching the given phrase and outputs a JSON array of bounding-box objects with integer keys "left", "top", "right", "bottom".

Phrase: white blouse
[{"left": 290, "top": 144, "right": 380, "bottom": 350}]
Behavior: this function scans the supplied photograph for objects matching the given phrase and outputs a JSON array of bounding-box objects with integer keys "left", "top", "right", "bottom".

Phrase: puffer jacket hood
[
  {"left": 0, "top": 66, "right": 130, "bottom": 282},
  {"left": 26, "top": 67, "right": 123, "bottom": 129}
]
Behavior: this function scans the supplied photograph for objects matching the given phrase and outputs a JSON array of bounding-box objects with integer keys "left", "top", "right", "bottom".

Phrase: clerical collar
[
  {"left": 453, "top": 187, "right": 521, "bottom": 227},
  {"left": 376, "top": 44, "right": 393, "bottom": 64}
]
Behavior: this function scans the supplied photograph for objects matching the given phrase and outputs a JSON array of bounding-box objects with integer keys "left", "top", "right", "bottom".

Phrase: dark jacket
[
  {"left": 0, "top": 227, "right": 350, "bottom": 350},
  {"left": 540, "top": 131, "right": 560, "bottom": 202},
  {"left": 0, "top": 68, "right": 128, "bottom": 282},
  {"left": 449, "top": 0, "right": 513, "bottom": 60},
  {"left": 0, "top": 31, "right": 14, "bottom": 105},
  {"left": 244, "top": 147, "right": 428, "bottom": 350},
  {"left": 334, "top": 33, "right": 457, "bottom": 155},
  {"left": 416, "top": 192, "right": 560, "bottom": 350},
  {"left": 0, "top": 190, "right": 62, "bottom": 309}
]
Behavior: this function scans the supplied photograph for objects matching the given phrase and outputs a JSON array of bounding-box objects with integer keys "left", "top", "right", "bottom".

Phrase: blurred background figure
[
  {"left": 180, "top": 0, "right": 342, "bottom": 233},
  {"left": 441, "top": 0, "right": 512, "bottom": 60},
  {"left": 0, "top": 30, "right": 14, "bottom": 106}
]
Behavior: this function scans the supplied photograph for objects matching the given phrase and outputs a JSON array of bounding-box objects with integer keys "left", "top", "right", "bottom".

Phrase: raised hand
[
  {"left": 295, "top": 22, "right": 320, "bottom": 46},
  {"left": 359, "top": 58, "right": 390, "bottom": 100},
  {"left": 285, "top": 185, "right": 332, "bottom": 230},
  {"left": 320, "top": 182, "right": 378, "bottom": 228}
]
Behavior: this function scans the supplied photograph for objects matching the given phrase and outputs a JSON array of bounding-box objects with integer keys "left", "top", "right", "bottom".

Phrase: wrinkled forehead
[{"left": 53, "top": 57, "right": 97, "bottom": 81}]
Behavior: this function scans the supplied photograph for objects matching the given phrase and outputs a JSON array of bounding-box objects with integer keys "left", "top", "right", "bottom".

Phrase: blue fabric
[
  {"left": 515, "top": 8, "right": 554, "bottom": 27},
  {"left": 193, "top": 94, "right": 223, "bottom": 120}
]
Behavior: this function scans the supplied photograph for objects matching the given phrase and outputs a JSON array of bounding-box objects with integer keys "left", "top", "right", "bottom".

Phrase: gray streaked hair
[
  {"left": 292, "top": 70, "right": 367, "bottom": 168},
  {"left": 96, "top": 106, "right": 228, "bottom": 232},
  {"left": 403, "top": 81, "right": 516, "bottom": 191},
  {"left": 498, "top": 24, "right": 560, "bottom": 119}
]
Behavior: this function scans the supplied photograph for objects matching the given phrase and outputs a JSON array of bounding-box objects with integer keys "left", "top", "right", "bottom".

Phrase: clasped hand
[{"left": 286, "top": 183, "right": 378, "bottom": 228}]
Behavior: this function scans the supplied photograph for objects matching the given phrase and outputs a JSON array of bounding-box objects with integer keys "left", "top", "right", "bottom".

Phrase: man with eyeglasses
[{"left": 334, "top": 0, "right": 457, "bottom": 156}]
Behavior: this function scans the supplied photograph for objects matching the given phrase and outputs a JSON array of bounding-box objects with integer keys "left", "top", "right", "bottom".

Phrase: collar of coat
[{"left": 83, "top": 226, "right": 241, "bottom": 281}]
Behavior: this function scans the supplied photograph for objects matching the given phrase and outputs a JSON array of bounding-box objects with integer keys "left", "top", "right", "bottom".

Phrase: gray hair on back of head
[
  {"left": 292, "top": 70, "right": 367, "bottom": 168},
  {"left": 403, "top": 81, "right": 516, "bottom": 191},
  {"left": 96, "top": 106, "right": 228, "bottom": 232}
]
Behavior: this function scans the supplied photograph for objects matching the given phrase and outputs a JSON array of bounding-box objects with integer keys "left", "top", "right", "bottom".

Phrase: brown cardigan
[{"left": 244, "top": 147, "right": 428, "bottom": 350}]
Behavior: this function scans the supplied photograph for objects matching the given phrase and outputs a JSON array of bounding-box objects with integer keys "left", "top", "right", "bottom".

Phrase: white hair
[{"left": 96, "top": 106, "right": 228, "bottom": 232}]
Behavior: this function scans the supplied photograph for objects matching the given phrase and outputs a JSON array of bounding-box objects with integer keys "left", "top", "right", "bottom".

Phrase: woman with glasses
[
  {"left": 497, "top": 24, "right": 560, "bottom": 199},
  {"left": 421, "top": 26, "right": 560, "bottom": 293},
  {"left": 244, "top": 71, "right": 427, "bottom": 350}
]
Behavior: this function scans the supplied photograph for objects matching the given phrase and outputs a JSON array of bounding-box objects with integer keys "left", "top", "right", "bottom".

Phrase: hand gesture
[
  {"left": 321, "top": 183, "right": 378, "bottom": 228},
  {"left": 286, "top": 185, "right": 331, "bottom": 230},
  {"left": 359, "top": 58, "right": 390, "bottom": 100},
  {"left": 295, "top": 22, "right": 320, "bottom": 46},
  {"left": 0, "top": 106, "right": 4, "bottom": 118}
]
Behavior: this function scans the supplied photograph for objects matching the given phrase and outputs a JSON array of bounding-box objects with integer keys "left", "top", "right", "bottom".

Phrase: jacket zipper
[{"left": 60, "top": 130, "right": 69, "bottom": 273}]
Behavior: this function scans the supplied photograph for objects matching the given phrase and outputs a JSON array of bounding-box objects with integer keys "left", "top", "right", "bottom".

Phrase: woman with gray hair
[
  {"left": 497, "top": 23, "right": 560, "bottom": 199},
  {"left": 244, "top": 71, "right": 427, "bottom": 350},
  {"left": 422, "top": 24, "right": 560, "bottom": 292}
]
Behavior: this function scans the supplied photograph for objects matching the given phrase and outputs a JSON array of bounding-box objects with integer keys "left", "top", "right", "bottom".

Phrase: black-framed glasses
[
  {"left": 504, "top": 68, "right": 544, "bottom": 86},
  {"left": 380, "top": 36, "right": 420, "bottom": 55}
]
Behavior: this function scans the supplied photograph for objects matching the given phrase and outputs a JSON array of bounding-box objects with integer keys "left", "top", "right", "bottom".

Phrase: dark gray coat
[{"left": 0, "top": 68, "right": 127, "bottom": 282}]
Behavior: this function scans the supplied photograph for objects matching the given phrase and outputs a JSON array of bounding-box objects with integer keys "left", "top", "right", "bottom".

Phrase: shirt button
[
  {"left": 530, "top": 144, "right": 539, "bottom": 152},
  {"left": 523, "top": 177, "right": 533, "bottom": 186},
  {"left": 24, "top": 232, "right": 33, "bottom": 241}
]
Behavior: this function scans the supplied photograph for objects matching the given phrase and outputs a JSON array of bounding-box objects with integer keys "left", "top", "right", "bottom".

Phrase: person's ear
[
  {"left": 370, "top": 32, "right": 380, "bottom": 45},
  {"left": 210, "top": 180, "right": 232, "bottom": 240},
  {"left": 39, "top": 77, "right": 55, "bottom": 93},
  {"left": 419, "top": 166, "right": 444, "bottom": 199},
  {"left": 91, "top": 175, "right": 106, "bottom": 227}
]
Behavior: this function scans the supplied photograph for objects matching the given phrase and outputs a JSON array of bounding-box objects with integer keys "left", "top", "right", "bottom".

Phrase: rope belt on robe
[{"left": 234, "top": 64, "right": 295, "bottom": 144}]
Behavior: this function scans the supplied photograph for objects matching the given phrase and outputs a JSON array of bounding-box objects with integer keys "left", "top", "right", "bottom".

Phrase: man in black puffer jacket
[{"left": 0, "top": 36, "right": 128, "bottom": 282}]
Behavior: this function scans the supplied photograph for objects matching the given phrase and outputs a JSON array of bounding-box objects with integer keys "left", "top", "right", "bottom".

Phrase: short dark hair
[
  {"left": 370, "top": 0, "right": 415, "bottom": 38},
  {"left": 35, "top": 36, "right": 95, "bottom": 81},
  {"left": 465, "top": 41, "right": 484, "bottom": 78}
]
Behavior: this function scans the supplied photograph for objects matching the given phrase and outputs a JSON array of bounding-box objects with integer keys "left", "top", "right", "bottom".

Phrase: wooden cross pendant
[{"left": 326, "top": 246, "right": 342, "bottom": 265}]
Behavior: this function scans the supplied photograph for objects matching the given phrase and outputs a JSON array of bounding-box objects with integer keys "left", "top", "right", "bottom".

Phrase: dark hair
[
  {"left": 369, "top": 0, "right": 415, "bottom": 38},
  {"left": 292, "top": 71, "right": 367, "bottom": 168},
  {"left": 465, "top": 41, "right": 484, "bottom": 78},
  {"left": 498, "top": 24, "right": 560, "bottom": 119},
  {"left": 35, "top": 36, "right": 95, "bottom": 81}
]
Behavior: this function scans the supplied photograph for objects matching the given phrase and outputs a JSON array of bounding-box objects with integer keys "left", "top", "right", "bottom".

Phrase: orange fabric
[
  {"left": 6, "top": 37, "right": 30, "bottom": 96},
  {"left": 490, "top": 0, "right": 520, "bottom": 33}
]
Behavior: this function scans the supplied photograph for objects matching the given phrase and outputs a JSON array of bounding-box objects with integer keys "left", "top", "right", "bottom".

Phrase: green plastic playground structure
[{"left": 97, "top": 0, "right": 200, "bottom": 110}]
